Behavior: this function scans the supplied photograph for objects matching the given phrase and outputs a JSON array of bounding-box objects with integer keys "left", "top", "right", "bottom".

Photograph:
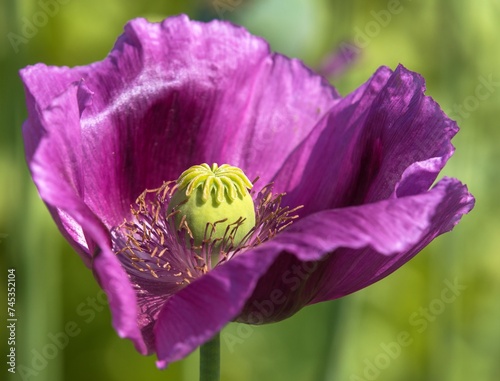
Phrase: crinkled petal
[
  {"left": 20, "top": 15, "right": 338, "bottom": 230},
  {"left": 153, "top": 177, "right": 473, "bottom": 367},
  {"left": 92, "top": 249, "right": 148, "bottom": 354},
  {"left": 274, "top": 65, "right": 458, "bottom": 215},
  {"left": 21, "top": 81, "right": 147, "bottom": 354},
  {"left": 250, "top": 177, "right": 474, "bottom": 312},
  {"left": 308, "top": 178, "right": 474, "bottom": 303},
  {"left": 154, "top": 250, "right": 279, "bottom": 368},
  {"left": 22, "top": 81, "right": 97, "bottom": 264}
]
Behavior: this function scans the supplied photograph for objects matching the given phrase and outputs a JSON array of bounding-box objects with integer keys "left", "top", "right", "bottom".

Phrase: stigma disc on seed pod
[{"left": 167, "top": 163, "right": 256, "bottom": 249}]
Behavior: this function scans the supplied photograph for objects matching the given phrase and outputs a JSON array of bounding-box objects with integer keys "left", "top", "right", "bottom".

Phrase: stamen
[{"left": 111, "top": 179, "right": 301, "bottom": 291}]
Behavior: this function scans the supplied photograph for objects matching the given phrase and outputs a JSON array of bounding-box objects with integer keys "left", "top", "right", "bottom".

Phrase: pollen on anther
[{"left": 150, "top": 270, "right": 159, "bottom": 279}]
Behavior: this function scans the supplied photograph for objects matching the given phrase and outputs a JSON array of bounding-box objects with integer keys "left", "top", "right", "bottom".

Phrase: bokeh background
[{"left": 0, "top": 0, "right": 497, "bottom": 380}]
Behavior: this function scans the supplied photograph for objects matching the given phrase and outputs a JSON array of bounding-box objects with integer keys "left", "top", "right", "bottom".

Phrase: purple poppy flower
[{"left": 20, "top": 15, "right": 474, "bottom": 368}]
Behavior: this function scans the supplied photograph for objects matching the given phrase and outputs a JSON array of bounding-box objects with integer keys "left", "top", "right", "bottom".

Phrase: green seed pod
[{"left": 168, "top": 163, "right": 256, "bottom": 248}]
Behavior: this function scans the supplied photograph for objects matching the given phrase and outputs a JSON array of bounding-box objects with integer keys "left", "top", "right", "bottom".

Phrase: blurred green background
[{"left": 0, "top": 0, "right": 497, "bottom": 380}]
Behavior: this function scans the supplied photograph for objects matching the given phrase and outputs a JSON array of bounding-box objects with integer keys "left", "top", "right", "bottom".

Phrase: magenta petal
[
  {"left": 242, "top": 175, "right": 474, "bottom": 322},
  {"left": 22, "top": 81, "right": 100, "bottom": 265},
  {"left": 287, "top": 177, "right": 472, "bottom": 305},
  {"left": 154, "top": 250, "right": 279, "bottom": 368},
  {"left": 21, "top": 81, "right": 147, "bottom": 353},
  {"left": 153, "top": 178, "right": 472, "bottom": 366},
  {"left": 272, "top": 178, "right": 471, "bottom": 259},
  {"left": 309, "top": 178, "right": 474, "bottom": 303},
  {"left": 92, "top": 249, "right": 148, "bottom": 354},
  {"left": 239, "top": 177, "right": 473, "bottom": 321},
  {"left": 21, "top": 16, "right": 338, "bottom": 231},
  {"left": 274, "top": 65, "right": 458, "bottom": 214}
]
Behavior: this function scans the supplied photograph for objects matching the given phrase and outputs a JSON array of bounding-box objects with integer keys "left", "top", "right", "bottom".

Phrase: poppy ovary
[{"left": 167, "top": 163, "right": 256, "bottom": 251}]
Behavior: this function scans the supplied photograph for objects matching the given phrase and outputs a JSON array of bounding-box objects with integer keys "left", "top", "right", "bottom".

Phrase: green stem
[{"left": 199, "top": 332, "right": 220, "bottom": 381}]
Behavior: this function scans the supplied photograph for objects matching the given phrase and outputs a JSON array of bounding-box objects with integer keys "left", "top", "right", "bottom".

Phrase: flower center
[
  {"left": 111, "top": 164, "right": 302, "bottom": 289},
  {"left": 167, "top": 163, "right": 256, "bottom": 250}
]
